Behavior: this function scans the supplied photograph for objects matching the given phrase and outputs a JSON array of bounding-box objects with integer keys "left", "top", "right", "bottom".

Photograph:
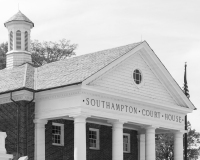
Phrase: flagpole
[
  {"left": 184, "top": 62, "right": 189, "bottom": 160},
  {"left": 185, "top": 115, "right": 187, "bottom": 160}
]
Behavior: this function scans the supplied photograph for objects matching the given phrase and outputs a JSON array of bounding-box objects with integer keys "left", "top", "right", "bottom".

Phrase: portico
[{"left": 33, "top": 82, "right": 190, "bottom": 160}]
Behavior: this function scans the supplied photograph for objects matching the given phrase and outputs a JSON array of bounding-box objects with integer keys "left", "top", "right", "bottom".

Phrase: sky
[{"left": 0, "top": 0, "right": 200, "bottom": 132}]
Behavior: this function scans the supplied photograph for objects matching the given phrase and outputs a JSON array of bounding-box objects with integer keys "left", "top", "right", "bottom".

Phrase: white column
[
  {"left": 110, "top": 120, "right": 124, "bottom": 160},
  {"left": 21, "top": 30, "right": 25, "bottom": 51},
  {"left": 0, "top": 132, "right": 7, "bottom": 154},
  {"left": 13, "top": 30, "right": 16, "bottom": 51},
  {"left": 138, "top": 133, "right": 145, "bottom": 160},
  {"left": 74, "top": 115, "right": 87, "bottom": 160},
  {"left": 145, "top": 126, "right": 156, "bottom": 160},
  {"left": 8, "top": 32, "right": 10, "bottom": 52},
  {"left": 28, "top": 31, "right": 31, "bottom": 52},
  {"left": 0, "top": 132, "right": 13, "bottom": 160},
  {"left": 174, "top": 131, "right": 184, "bottom": 160},
  {"left": 34, "top": 119, "right": 47, "bottom": 160}
]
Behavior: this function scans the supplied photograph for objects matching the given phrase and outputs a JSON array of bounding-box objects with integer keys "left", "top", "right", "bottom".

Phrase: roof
[
  {"left": 0, "top": 64, "right": 35, "bottom": 93},
  {"left": 4, "top": 11, "right": 34, "bottom": 27},
  {"left": 0, "top": 42, "right": 141, "bottom": 93}
]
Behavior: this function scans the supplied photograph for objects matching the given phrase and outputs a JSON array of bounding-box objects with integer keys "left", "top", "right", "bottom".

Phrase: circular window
[{"left": 133, "top": 69, "right": 142, "bottom": 84}]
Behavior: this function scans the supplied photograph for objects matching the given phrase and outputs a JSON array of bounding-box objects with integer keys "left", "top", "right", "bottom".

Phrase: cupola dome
[{"left": 4, "top": 10, "right": 34, "bottom": 27}]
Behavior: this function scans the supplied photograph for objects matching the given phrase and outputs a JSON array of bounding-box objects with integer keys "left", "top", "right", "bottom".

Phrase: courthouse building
[{"left": 0, "top": 11, "right": 195, "bottom": 160}]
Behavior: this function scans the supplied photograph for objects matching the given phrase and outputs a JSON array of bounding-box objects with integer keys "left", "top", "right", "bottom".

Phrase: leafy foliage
[
  {"left": 0, "top": 39, "right": 77, "bottom": 69},
  {"left": 156, "top": 133, "right": 174, "bottom": 160},
  {"left": 156, "top": 121, "right": 200, "bottom": 160},
  {"left": 0, "top": 42, "right": 7, "bottom": 70},
  {"left": 31, "top": 39, "right": 77, "bottom": 67},
  {"left": 186, "top": 122, "right": 200, "bottom": 159}
]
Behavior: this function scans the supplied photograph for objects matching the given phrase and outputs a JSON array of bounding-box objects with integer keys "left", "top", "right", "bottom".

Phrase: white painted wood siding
[{"left": 88, "top": 52, "right": 177, "bottom": 105}]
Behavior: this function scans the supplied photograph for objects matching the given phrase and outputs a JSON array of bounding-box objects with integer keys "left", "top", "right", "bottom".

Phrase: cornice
[
  {"left": 0, "top": 90, "right": 34, "bottom": 105},
  {"left": 35, "top": 89, "right": 81, "bottom": 101}
]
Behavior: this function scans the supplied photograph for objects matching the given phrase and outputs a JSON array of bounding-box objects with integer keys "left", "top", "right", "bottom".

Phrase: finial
[
  {"left": 18, "top": 3, "right": 19, "bottom": 11},
  {"left": 141, "top": 35, "right": 142, "bottom": 42}
]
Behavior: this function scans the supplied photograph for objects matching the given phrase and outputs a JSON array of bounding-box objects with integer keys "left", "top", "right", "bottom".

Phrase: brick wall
[
  {"left": 86, "top": 123, "right": 112, "bottom": 160},
  {"left": 0, "top": 102, "right": 138, "bottom": 160},
  {"left": 45, "top": 120, "right": 138, "bottom": 160},
  {"left": 45, "top": 119, "right": 74, "bottom": 160},
  {"left": 123, "top": 129, "right": 138, "bottom": 160},
  {"left": 0, "top": 101, "right": 35, "bottom": 160}
]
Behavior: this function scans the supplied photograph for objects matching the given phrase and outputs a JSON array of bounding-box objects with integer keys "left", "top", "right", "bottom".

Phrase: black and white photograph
[{"left": 0, "top": 0, "right": 199, "bottom": 160}]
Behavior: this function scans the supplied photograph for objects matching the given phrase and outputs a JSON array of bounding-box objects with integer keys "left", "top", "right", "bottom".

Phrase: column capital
[
  {"left": 0, "top": 132, "right": 7, "bottom": 138},
  {"left": 143, "top": 125, "right": 157, "bottom": 130},
  {"left": 69, "top": 113, "right": 91, "bottom": 119},
  {"left": 107, "top": 119, "right": 127, "bottom": 124},
  {"left": 70, "top": 114, "right": 90, "bottom": 123},
  {"left": 137, "top": 133, "right": 145, "bottom": 142},
  {"left": 173, "top": 130, "right": 186, "bottom": 138},
  {"left": 173, "top": 130, "right": 186, "bottom": 134},
  {"left": 33, "top": 119, "right": 48, "bottom": 125},
  {"left": 108, "top": 120, "right": 126, "bottom": 129}
]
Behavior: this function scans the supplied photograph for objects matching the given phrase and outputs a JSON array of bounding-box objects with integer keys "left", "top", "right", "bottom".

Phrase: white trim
[
  {"left": 141, "top": 42, "right": 195, "bottom": 110},
  {"left": 89, "top": 128, "right": 100, "bottom": 150},
  {"left": 123, "top": 133, "right": 130, "bottom": 153},
  {"left": 52, "top": 122, "right": 64, "bottom": 146}
]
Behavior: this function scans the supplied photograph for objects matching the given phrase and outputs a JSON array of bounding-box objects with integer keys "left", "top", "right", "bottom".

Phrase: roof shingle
[
  {"left": 36, "top": 42, "right": 141, "bottom": 90},
  {"left": 0, "top": 42, "right": 141, "bottom": 93},
  {"left": 4, "top": 11, "right": 34, "bottom": 27}
]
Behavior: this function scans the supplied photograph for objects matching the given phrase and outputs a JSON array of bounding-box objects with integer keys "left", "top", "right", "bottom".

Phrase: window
[
  {"left": 10, "top": 31, "right": 13, "bottom": 50},
  {"left": 133, "top": 69, "right": 142, "bottom": 84},
  {"left": 16, "top": 30, "right": 21, "bottom": 50},
  {"left": 52, "top": 123, "right": 64, "bottom": 146},
  {"left": 123, "top": 133, "right": 130, "bottom": 153},
  {"left": 89, "top": 128, "right": 99, "bottom": 150},
  {"left": 25, "top": 31, "right": 28, "bottom": 51}
]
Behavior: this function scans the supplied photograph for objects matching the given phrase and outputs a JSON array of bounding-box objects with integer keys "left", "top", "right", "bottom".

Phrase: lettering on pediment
[{"left": 83, "top": 97, "right": 185, "bottom": 125}]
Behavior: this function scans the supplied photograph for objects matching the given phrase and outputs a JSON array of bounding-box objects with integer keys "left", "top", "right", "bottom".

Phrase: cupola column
[
  {"left": 13, "top": 30, "right": 16, "bottom": 51},
  {"left": 28, "top": 31, "right": 31, "bottom": 51},
  {"left": 7, "top": 32, "right": 10, "bottom": 52},
  {"left": 21, "top": 30, "right": 25, "bottom": 51}
]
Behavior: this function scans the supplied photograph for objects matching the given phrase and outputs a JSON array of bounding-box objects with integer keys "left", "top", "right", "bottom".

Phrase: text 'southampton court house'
[{"left": 0, "top": 11, "right": 195, "bottom": 160}]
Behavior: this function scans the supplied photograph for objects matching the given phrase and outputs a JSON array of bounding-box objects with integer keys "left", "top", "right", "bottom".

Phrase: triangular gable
[
  {"left": 87, "top": 51, "right": 177, "bottom": 106},
  {"left": 82, "top": 42, "right": 195, "bottom": 111}
]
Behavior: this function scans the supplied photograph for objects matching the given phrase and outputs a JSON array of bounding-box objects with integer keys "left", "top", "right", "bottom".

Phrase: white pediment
[{"left": 87, "top": 51, "right": 178, "bottom": 106}]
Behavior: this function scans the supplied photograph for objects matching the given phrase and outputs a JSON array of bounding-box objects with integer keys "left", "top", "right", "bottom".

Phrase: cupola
[{"left": 4, "top": 11, "right": 34, "bottom": 69}]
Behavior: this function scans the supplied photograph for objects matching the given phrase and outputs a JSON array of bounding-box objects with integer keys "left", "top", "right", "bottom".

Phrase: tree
[
  {"left": 156, "top": 121, "right": 200, "bottom": 160},
  {"left": 156, "top": 133, "right": 174, "bottom": 160},
  {"left": 31, "top": 39, "right": 77, "bottom": 67},
  {"left": 0, "top": 42, "right": 7, "bottom": 69},
  {"left": 0, "top": 39, "right": 77, "bottom": 69},
  {"left": 186, "top": 122, "right": 200, "bottom": 159}
]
